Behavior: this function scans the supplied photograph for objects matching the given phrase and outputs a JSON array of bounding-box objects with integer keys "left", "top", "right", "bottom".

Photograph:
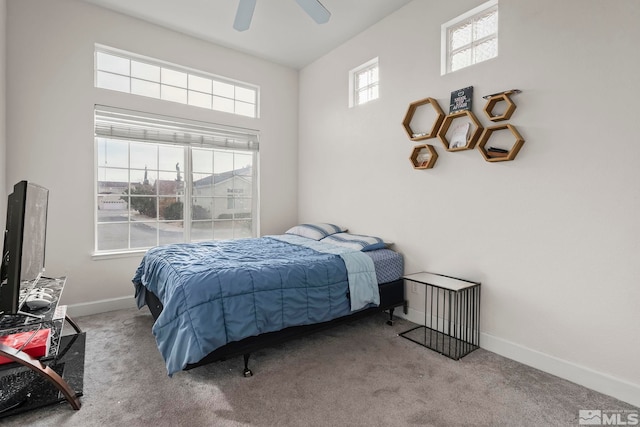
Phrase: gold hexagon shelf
[
  {"left": 409, "top": 144, "right": 438, "bottom": 169},
  {"left": 483, "top": 91, "right": 517, "bottom": 122},
  {"left": 477, "top": 124, "right": 525, "bottom": 162},
  {"left": 437, "top": 110, "right": 484, "bottom": 152},
  {"left": 402, "top": 97, "right": 445, "bottom": 141}
]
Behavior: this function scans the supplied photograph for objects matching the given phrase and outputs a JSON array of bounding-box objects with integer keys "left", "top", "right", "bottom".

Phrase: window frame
[
  {"left": 95, "top": 44, "right": 260, "bottom": 118},
  {"left": 349, "top": 57, "right": 379, "bottom": 108},
  {"left": 93, "top": 107, "right": 259, "bottom": 257},
  {"left": 440, "top": 0, "right": 498, "bottom": 75}
]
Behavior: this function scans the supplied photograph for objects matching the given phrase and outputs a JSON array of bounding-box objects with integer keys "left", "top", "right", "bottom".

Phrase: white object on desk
[{"left": 25, "top": 295, "right": 52, "bottom": 310}]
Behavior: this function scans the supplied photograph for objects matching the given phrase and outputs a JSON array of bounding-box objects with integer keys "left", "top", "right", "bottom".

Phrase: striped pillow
[
  {"left": 285, "top": 223, "right": 347, "bottom": 240},
  {"left": 320, "top": 232, "right": 387, "bottom": 252}
]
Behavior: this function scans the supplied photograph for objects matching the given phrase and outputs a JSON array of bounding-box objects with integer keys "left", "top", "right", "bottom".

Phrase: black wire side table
[{"left": 400, "top": 272, "right": 480, "bottom": 360}]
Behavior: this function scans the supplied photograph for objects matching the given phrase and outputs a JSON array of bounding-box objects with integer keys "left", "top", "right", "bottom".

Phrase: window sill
[{"left": 91, "top": 249, "right": 147, "bottom": 261}]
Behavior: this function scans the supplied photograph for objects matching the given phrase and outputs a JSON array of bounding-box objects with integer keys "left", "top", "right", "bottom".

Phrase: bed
[{"left": 133, "top": 224, "right": 406, "bottom": 376}]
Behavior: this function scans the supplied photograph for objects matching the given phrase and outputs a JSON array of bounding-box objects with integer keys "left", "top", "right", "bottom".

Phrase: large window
[
  {"left": 441, "top": 0, "right": 498, "bottom": 74},
  {"left": 349, "top": 57, "right": 379, "bottom": 107},
  {"left": 95, "top": 45, "right": 259, "bottom": 118},
  {"left": 94, "top": 106, "right": 259, "bottom": 254}
]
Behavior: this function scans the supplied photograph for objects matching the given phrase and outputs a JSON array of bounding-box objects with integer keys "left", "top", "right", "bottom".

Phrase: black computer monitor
[{"left": 0, "top": 181, "right": 49, "bottom": 315}]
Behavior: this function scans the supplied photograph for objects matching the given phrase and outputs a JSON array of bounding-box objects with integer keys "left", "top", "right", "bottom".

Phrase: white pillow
[
  {"left": 320, "top": 232, "right": 387, "bottom": 252},
  {"left": 285, "top": 223, "right": 347, "bottom": 240}
]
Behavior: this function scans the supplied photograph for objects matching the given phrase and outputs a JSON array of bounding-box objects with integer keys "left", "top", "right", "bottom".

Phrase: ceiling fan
[{"left": 234, "top": 0, "right": 331, "bottom": 32}]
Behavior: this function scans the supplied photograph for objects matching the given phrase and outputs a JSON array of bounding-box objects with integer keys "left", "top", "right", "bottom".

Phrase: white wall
[
  {"left": 299, "top": 0, "right": 640, "bottom": 406},
  {"left": 5, "top": 0, "right": 298, "bottom": 308}
]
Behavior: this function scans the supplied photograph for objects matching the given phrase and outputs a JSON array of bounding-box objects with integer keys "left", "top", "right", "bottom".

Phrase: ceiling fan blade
[
  {"left": 295, "top": 0, "right": 331, "bottom": 24},
  {"left": 234, "top": 0, "right": 257, "bottom": 32}
]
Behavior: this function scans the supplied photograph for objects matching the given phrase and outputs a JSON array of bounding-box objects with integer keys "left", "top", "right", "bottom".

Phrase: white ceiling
[{"left": 81, "top": 0, "right": 414, "bottom": 69}]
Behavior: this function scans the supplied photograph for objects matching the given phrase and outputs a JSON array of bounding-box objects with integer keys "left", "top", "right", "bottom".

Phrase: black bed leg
[
  {"left": 243, "top": 353, "right": 253, "bottom": 377},
  {"left": 386, "top": 308, "right": 395, "bottom": 326}
]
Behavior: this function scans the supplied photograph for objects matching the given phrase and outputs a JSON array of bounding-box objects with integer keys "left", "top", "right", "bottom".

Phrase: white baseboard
[
  {"left": 480, "top": 332, "right": 640, "bottom": 408},
  {"left": 66, "top": 295, "right": 137, "bottom": 318},
  {"left": 395, "top": 310, "right": 640, "bottom": 408}
]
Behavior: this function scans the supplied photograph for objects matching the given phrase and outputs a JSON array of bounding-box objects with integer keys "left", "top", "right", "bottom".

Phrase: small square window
[
  {"left": 188, "top": 91, "right": 212, "bottom": 109},
  {"left": 132, "top": 78, "right": 161, "bottom": 98},
  {"left": 441, "top": 0, "right": 498, "bottom": 75},
  {"left": 188, "top": 75, "right": 212, "bottom": 93},
  {"left": 161, "top": 68, "right": 188, "bottom": 88},
  {"left": 131, "top": 61, "right": 160, "bottom": 82},
  {"left": 96, "top": 52, "right": 130, "bottom": 75},
  {"left": 349, "top": 57, "right": 379, "bottom": 108},
  {"left": 96, "top": 71, "right": 130, "bottom": 93},
  {"left": 161, "top": 85, "right": 188, "bottom": 104}
]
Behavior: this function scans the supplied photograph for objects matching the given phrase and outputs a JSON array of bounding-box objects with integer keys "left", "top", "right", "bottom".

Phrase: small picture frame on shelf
[{"left": 449, "top": 86, "right": 473, "bottom": 113}]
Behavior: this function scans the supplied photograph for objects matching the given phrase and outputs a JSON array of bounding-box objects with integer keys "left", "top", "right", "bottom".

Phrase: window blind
[{"left": 94, "top": 105, "right": 259, "bottom": 152}]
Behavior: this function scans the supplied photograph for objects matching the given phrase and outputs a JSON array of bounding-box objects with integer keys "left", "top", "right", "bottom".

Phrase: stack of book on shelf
[
  {"left": 0, "top": 329, "right": 51, "bottom": 364},
  {"left": 487, "top": 146, "right": 509, "bottom": 158}
]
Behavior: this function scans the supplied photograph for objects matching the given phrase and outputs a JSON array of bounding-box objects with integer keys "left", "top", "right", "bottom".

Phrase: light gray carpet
[{"left": 2, "top": 308, "right": 637, "bottom": 426}]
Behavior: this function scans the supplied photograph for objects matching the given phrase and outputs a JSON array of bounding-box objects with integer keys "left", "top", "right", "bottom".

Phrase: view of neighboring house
[{"left": 98, "top": 165, "right": 252, "bottom": 221}]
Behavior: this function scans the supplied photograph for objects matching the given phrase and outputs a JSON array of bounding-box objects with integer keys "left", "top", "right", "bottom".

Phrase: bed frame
[{"left": 144, "top": 278, "right": 406, "bottom": 376}]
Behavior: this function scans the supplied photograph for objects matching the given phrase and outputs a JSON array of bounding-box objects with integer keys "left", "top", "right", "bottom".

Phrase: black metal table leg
[
  {"left": 386, "top": 308, "right": 395, "bottom": 326},
  {"left": 243, "top": 353, "right": 253, "bottom": 377}
]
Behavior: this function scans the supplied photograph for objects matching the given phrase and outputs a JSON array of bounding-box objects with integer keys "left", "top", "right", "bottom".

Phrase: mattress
[{"left": 366, "top": 248, "right": 404, "bottom": 284}]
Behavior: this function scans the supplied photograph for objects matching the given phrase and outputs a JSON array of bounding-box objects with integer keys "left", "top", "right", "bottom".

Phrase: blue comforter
[{"left": 132, "top": 235, "right": 379, "bottom": 375}]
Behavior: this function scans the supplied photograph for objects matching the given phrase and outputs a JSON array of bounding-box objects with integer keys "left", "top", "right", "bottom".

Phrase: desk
[
  {"left": 0, "top": 276, "right": 85, "bottom": 417},
  {"left": 400, "top": 272, "right": 480, "bottom": 360}
]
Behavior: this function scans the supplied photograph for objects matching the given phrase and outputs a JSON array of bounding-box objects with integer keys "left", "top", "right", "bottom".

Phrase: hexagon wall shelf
[
  {"left": 409, "top": 144, "right": 438, "bottom": 169},
  {"left": 477, "top": 124, "right": 525, "bottom": 162},
  {"left": 437, "top": 110, "right": 484, "bottom": 152},
  {"left": 484, "top": 93, "right": 516, "bottom": 122},
  {"left": 483, "top": 91, "right": 518, "bottom": 122},
  {"left": 402, "top": 97, "right": 445, "bottom": 141}
]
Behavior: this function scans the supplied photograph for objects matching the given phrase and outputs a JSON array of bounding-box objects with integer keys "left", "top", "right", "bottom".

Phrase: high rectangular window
[
  {"left": 349, "top": 57, "right": 379, "bottom": 107},
  {"left": 94, "top": 106, "right": 259, "bottom": 254},
  {"left": 95, "top": 45, "right": 260, "bottom": 118},
  {"left": 441, "top": 0, "right": 498, "bottom": 74}
]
